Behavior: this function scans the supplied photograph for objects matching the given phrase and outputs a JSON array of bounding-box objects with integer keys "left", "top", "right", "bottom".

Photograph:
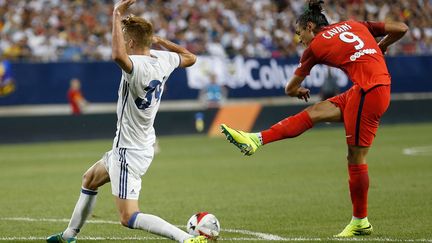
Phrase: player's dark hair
[{"left": 297, "top": 0, "right": 329, "bottom": 30}]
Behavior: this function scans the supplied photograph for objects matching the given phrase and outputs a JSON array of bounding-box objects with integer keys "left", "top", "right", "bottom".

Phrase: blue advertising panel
[{"left": 0, "top": 56, "right": 431, "bottom": 106}]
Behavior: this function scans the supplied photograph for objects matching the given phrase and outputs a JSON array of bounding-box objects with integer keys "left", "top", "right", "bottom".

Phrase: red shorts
[{"left": 328, "top": 84, "right": 390, "bottom": 147}]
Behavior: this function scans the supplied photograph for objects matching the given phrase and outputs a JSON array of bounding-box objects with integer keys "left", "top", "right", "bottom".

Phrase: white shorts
[{"left": 102, "top": 147, "right": 153, "bottom": 200}]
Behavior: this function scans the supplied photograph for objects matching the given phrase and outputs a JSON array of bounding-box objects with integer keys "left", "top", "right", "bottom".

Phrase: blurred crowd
[{"left": 0, "top": 0, "right": 431, "bottom": 62}]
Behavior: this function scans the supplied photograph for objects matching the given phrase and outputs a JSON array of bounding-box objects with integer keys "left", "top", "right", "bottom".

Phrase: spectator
[
  {"left": 0, "top": 0, "right": 431, "bottom": 61},
  {"left": 0, "top": 59, "right": 15, "bottom": 97},
  {"left": 199, "top": 73, "right": 228, "bottom": 109},
  {"left": 67, "top": 78, "right": 88, "bottom": 115}
]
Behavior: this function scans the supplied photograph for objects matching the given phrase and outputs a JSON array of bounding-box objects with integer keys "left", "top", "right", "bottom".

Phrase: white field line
[
  {"left": 403, "top": 145, "right": 432, "bottom": 156},
  {"left": 223, "top": 228, "right": 285, "bottom": 241},
  {"left": 0, "top": 151, "right": 103, "bottom": 162},
  {"left": 1, "top": 217, "right": 431, "bottom": 242},
  {"left": 0, "top": 217, "right": 281, "bottom": 241},
  {"left": 1, "top": 217, "right": 118, "bottom": 224},
  {"left": 0, "top": 237, "right": 263, "bottom": 241},
  {"left": 1, "top": 236, "right": 432, "bottom": 242}
]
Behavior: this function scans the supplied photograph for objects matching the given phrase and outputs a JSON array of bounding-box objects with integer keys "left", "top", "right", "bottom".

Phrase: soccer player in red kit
[
  {"left": 221, "top": 0, "right": 408, "bottom": 237},
  {"left": 67, "top": 78, "right": 87, "bottom": 115}
]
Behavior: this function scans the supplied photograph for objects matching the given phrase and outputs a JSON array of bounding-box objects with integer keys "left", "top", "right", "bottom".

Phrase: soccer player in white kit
[{"left": 47, "top": 1, "right": 206, "bottom": 242}]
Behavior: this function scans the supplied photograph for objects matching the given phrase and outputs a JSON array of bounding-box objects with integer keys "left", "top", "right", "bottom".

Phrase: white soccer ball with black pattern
[{"left": 186, "top": 212, "right": 220, "bottom": 239}]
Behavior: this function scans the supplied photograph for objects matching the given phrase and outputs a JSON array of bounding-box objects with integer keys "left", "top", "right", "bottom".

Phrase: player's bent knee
[
  {"left": 82, "top": 171, "right": 98, "bottom": 191},
  {"left": 82, "top": 172, "right": 92, "bottom": 186},
  {"left": 305, "top": 101, "right": 340, "bottom": 123},
  {"left": 120, "top": 217, "right": 129, "bottom": 227},
  {"left": 305, "top": 104, "right": 324, "bottom": 123},
  {"left": 119, "top": 213, "right": 130, "bottom": 227}
]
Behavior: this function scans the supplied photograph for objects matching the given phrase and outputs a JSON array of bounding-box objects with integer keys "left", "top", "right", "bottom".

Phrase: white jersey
[{"left": 112, "top": 50, "right": 180, "bottom": 149}]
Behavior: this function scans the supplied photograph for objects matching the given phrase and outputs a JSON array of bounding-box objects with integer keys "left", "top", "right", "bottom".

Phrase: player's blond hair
[{"left": 121, "top": 15, "right": 153, "bottom": 48}]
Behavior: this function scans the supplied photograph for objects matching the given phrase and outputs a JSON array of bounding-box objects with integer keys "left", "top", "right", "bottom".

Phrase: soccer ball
[{"left": 186, "top": 212, "right": 220, "bottom": 239}]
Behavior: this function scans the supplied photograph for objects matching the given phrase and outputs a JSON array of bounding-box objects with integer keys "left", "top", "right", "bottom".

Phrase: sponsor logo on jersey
[{"left": 350, "top": 48, "right": 378, "bottom": 61}]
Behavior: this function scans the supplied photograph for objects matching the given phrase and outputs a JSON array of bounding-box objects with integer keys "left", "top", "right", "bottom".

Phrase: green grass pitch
[{"left": 0, "top": 123, "right": 431, "bottom": 242}]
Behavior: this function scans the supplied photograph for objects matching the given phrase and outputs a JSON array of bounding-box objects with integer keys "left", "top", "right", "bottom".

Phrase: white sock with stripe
[
  {"left": 256, "top": 132, "right": 263, "bottom": 145},
  {"left": 128, "top": 212, "right": 192, "bottom": 243},
  {"left": 62, "top": 188, "right": 98, "bottom": 239}
]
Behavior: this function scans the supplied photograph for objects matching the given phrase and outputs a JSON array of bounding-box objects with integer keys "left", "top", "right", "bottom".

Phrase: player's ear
[{"left": 307, "top": 21, "right": 314, "bottom": 32}]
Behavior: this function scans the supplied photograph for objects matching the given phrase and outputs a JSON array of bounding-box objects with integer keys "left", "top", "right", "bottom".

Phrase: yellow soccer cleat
[
  {"left": 220, "top": 124, "right": 261, "bottom": 156},
  {"left": 335, "top": 218, "right": 373, "bottom": 237},
  {"left": 184, "top": 235, "right": 208, "bottom": 243}
]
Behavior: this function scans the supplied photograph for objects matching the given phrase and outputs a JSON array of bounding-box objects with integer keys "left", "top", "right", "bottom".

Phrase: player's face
[
  {"left": 70, "top": 79, "right": 80, "bottom": 89},
  {"left": 295, "top": 23, "right": 314, "bottom": 47}
]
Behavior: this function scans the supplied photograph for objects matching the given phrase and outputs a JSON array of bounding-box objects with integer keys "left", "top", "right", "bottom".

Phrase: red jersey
[
  {"left": 295, "top": 20, "right": 390, "bottom": 91},
  {"left": 67, "top": 89, "right": 83, "bottom": 115}
]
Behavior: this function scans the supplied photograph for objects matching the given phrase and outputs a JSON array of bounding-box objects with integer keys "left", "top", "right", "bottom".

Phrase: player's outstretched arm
[
  {"left": 285, "top": 75, "right": 310, "bottom": 102},
  {"left": 378, "top": 22, "right": 409, "bottom": 54},
  {"left": 112, "top": 0, "right": 135, "bottom": 73},
  {"left": 152, "top": 36, "right": 197, "bottom": 67}
]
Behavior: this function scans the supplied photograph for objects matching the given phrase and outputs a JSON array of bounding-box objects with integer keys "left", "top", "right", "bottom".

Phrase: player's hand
[
  {"left": 152, "top": 35, "right": 161, "bottom": 45},
  {"left": 114, "top": 0, "right": 135, "bottom": 15},
  {"left": 296, "top": 87, "right": 310, "bottom": 102}
]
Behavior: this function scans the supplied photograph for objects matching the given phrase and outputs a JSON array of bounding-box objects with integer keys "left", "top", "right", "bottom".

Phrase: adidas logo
[{"left": 130, "top": 189, "right": 136, "bottom": 195}]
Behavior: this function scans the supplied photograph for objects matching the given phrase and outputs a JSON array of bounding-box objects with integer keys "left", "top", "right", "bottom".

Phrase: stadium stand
[{"left": 0, "top": 0, "right": 431, "bottom": 62}]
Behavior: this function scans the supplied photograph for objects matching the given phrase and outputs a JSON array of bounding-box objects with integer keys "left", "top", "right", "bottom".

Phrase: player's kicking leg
[
  {"left": 221, "top": 100, "right": 340, "bottom": 155},
  {"left": 47, "top": 160, "right": 110, "bottom": 243}
]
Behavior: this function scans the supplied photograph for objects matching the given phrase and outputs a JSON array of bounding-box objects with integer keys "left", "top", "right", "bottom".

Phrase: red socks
[
  {"left": 348, "top": 163, "right": 369, "bottom": 218},
  {"left": 261, "top": 110, "right": 313, "bottom": 145}
]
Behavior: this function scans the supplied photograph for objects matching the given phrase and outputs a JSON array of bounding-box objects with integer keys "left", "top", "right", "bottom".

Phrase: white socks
[
  {"left": 62, "top": 188, "right": 98, "bottom": 239},
  {"left": 256, "top": 132, "right": 263, "bottom": 145},
  {"left": 128, "top": 212, "right": 192, "bottom": 243},
  {"left": 61, "top": 188, "right": 190, "bottom": 243}
]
